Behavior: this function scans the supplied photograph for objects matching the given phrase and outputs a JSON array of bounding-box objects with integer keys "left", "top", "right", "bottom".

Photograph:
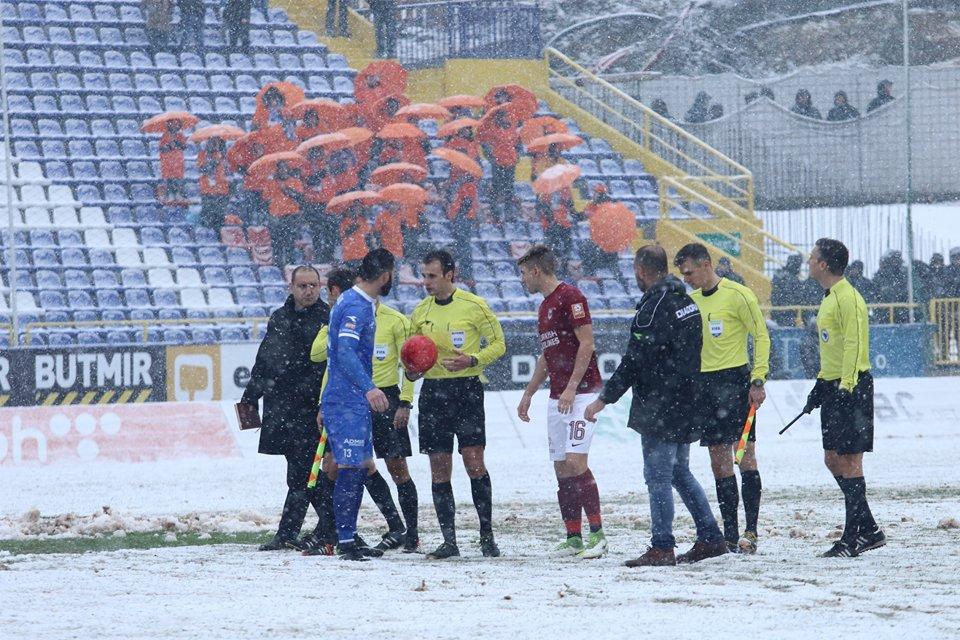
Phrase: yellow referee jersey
[
  {"left": 690, "top": 277, "right": 771, "bottom": 382},
  {"left": 816, "top": 277, "right": 871, "bottom": 391},
  {"left": 409, "top": 288, "right": 506, "bottom": 380},
  {"left": 310, "top": 303, "right": 414, "bottom": 403}
]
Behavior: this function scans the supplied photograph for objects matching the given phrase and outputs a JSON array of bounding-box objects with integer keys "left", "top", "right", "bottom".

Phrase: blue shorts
[{"left": 322, "top": 403, "right": 373, "bottom": 466}]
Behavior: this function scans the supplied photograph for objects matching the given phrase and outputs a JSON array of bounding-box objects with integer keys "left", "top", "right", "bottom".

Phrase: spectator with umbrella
[
  {"left": 479, "top": 106, "right": 521, "bottom": 225},
  {"left": 299, "top": 132, "right": 352, "bottom": 264},
  {"left": 329, "top": 191, "right": 383, "bottom": 269},
  {"left": 250, "top": 152, "right": 308, "bottom": 268},
  {"left": 192, "top": 124, "right": 245, "bottom": 233},
  {"left": 141, "top": 111, "right": 198, "bottom": 205},
  {"left": 436, "top": 147, "right": 483, "bottom": 281},
  {"left": 533, "top": 164, "right": 582, "bottom": 278}
]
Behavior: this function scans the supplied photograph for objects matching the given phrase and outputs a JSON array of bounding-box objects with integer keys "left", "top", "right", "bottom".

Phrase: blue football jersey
[{"left": 322, "top": 286, "right": 377, "bottom": 406}]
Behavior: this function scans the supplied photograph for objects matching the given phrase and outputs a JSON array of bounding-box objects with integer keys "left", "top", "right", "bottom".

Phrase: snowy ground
[{"left": 2, "top": 381, "right": 960, "bottom": 639}]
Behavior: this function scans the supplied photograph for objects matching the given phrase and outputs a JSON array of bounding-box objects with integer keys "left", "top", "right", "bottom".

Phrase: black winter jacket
[
  {"left": 242, "top": 295, "right": 329, "bottom": 455},
  {"left": 600, "top": 276, "right": 703, "bottom": 443}
]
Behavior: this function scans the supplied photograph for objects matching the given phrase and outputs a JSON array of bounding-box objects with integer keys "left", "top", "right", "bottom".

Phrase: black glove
[
  {"left": 835, "top": 387, "right": 853, "bottom": 410},
  {"left": 803, "top": 379, "right": 829, "bottom": 413}
]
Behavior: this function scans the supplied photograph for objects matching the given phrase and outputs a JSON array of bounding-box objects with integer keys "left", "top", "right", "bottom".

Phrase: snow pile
[{"left": 0, "top": 507, "right": 275, "bottom": 540}]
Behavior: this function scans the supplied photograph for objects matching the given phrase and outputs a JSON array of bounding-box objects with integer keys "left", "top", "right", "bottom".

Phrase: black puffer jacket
[
  {"left": 600, "top": 276, "right": 703, "bottom": 443},
  {"left": 242, "top": 295, "right": 329, "bottom": 455}
]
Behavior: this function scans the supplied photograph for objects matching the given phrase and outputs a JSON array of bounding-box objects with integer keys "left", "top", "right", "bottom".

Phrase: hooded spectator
[
  {"left": 685, "top": 91, "right": 711, "bottom": 124},
  {"left": 651, "top": 98, "right": 672, "bottom": 121},
  {"left": 845, "top": 260, "right": 877, "bottom": 303},
  {"left": 224, "top": 0, "right": 252, "bottom": 53},
  {"left": 715, "top": 256, "right": 744, "bottom": 285},
  {"left": 261, "top": 160, "right": 306, "bottom": 268},
  {"left": 340, "top": 204, "right": 372, "bottom": 269},
  {"left": 790, "top": 89, "right": 822, "bottom": 119},
  {"left": 872, "top": 250, "right": 909, "bottom": 323},
  {"left": 197, "top": 137, "right": 230, "bottom": 233},
  {"left": 479, "top": 108, "right": 521, "bottom": 225},
  {"left": 929, "top": 253, "right": 946, "bottom": 298},
  {"left": 771, "top": 254, "right": 804, "bottom": 326},
  {"left": 178, "top": 0, "right": 205, "bottom": 54},
  {"left": 866, "top": 80, "right": 894, "bottom": 113},
  {"left": 158, "top": 119, "right": 187, "bottom": 203},
  {"left": 142, "top": 0, "right": 174, "bottom": 54},
  {"left": 827, "top": 91, "right": 860, "bottom": 122},
  {"left": 581, "top": 184, "right": 620, "bottom": 278}
]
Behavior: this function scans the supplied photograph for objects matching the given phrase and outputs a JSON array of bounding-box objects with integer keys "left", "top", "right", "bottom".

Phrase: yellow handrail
[
  {"left": 544, "top": 47, "right": 754, "bottom": 212},
  {"left": 930, "top": 297, "right": 960, "bottom": 365}
]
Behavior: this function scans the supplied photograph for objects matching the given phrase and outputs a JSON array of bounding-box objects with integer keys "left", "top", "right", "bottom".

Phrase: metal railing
[
  {"left": 764, "top": 303, "right": 924, "bottom": 329},
  {"left": 930, "top": 298, "right": 960, "bottom": 365},
  {"left": 386, "top": 0, "right": 542, "bottom": 69},
  {"left": 657, "top": 176, "right": 802, "bottom": 282},
  {"left": 544, "top": 47, "right": 754, "bottom": 216}
]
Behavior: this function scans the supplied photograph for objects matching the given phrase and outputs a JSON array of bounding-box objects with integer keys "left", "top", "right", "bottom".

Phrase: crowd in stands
[
  {"left": 653, "top": 80, "right": 897, "bottom": 124},
  {"left": 143, "top": 64, "right": 633, "bottom": 284},
  {"left": 770, "top": 246, "right": 960, "bottom": 326},
  {"left": 142, "top": 0, "right": 268, "bottom": 55}
]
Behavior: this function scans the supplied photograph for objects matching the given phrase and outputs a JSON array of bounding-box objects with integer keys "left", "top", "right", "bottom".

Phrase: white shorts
[{"left": 547, "top": 393, "right": 599, "bottom": 461}]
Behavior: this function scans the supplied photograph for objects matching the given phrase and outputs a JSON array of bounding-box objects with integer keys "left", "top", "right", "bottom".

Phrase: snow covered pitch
[{"left": 2, "top": 379, "right": 959, "bottom": 639}]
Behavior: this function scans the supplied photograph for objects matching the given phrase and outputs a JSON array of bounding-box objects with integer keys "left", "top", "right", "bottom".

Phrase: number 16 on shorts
[{"left": 547, "top": 393, "right": 599, "bottom": 461}]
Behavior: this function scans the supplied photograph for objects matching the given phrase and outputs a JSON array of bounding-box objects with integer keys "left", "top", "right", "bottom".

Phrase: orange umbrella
[
  {"left": 438, "top": 95, "right": 485, "bottom": 110},
  {"left": 355, "top": 61, "right": 408, "bottom": 103},
  {"left": 377, "top": 122, "right": 427, "bottom": 140},
  {"left": 432, "top": 147, "right": 482, "bottom": 179},
  {"left": 285, "top": 98, "right": 345, "bottom": 124},
  {"left": 327, "top": 190, "right": 384, "bottom": 214},
  {"left": 396, "top": 103, "right": 451, "bottom": 122},
  {"left": 254, "top": 82, "right": 306, "bottom": 125},
  {"left": 526, "top": 133, "right": 584, "bottom": 154},
  {"left": 370, "top": 162, "right": 428, "bottom": 186},
  {"left": 520, "top": 116, "right": 568, "bottom": 144},
  {"left": 437, "top": 118, "right": 479, "bottom": 138},
  {"left": 141, "top": 111, "right": 199, "bottom": 134},
  {"left": 297, "top": 132, "right": 352, "bottom": 154},
  {"left": 532, "top": 163, "right": 582, "bottom": 196},
  {"left": 589, "top": 202, "right": 637, "bottom": 252},
  {"left": 380, "top": 183, "right": 428, "bottom": 207},
  {"left": 339, "top": 127, "right": 375, "bottom": 147},
  {"left": 248, "top": 151, "right": 308, "bottom": 177},
  {"left": 189, "top": 124, "right": 246, "bottom": 143},
  {"left": 478, "top": 105, "right": 518, "bottom": 142},
  {"left": 484, "top": 84, "right": 538, "bottom": 121}
]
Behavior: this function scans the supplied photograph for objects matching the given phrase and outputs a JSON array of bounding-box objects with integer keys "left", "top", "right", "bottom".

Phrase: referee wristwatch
[
  {"left": 751, "top": 379, "right": 764, "bottom": 388},
  {"left": 398, "top": 400, "right": 412, "bottom": 409}
]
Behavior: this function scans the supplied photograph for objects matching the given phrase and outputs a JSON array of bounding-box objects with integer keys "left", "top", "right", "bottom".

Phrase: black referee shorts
[
  {"left": 821, "top": 371, "right": 874, "bottom": 455},
  {"left": 418, "top": 376, "right": 486, "bottom": 454},
  {"left": 699, "top": 365, "right": 756, "bottom": 447},
  {"left": 372, "top": 385, "right": 413, "bottom": 460}
]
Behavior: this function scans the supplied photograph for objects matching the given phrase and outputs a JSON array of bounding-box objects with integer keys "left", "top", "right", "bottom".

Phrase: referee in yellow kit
[
  {"left": 674, "top": 243, "right": 770, "bottom": 554},
  {"left": 803, "top": 238, "right": 885, "bottom": 558},
  {"left": 408, "top": 249, "right": 506, "bottom": 560}
]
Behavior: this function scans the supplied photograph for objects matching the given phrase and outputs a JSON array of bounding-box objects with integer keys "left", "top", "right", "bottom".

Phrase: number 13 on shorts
[{"left": 547, "top": 393, "right": 599, "bottom": 461}]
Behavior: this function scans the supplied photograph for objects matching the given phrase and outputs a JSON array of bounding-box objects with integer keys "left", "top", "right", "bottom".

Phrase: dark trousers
[
  {"left": 491, "top": 163, "right": 516, "bottom": 223},
  {"left": 268, "top": 213, "right": 303, "bottom": 269},
  {"left": 226, "top": 21, "right": 251, "bottom": 52},
  {"left": 373, "top": 9, "right": 397, "bottom": 58},
  {"left": 544, "top": 223, "right": 573, "bottom": 278},
  {"left": 304, "top": 204, "right": 338, "bottom": 264},
  {"left": 451, "top": 214, "right": 475, "bottom": 281},
  {"left": 276, "top": 443, "right": 325, "bottom": 541},
  {"left": 200, "top": 194, "right": 229, "bottom": 234},
  {"left": 145, "top": 28, "right": 170, "bottom": 55},
  {"left": 326, "top": 0, "right": 349, "bottom": 36},
  {"left": 180, "top": 16, "right": 205, "bottom": 54}
]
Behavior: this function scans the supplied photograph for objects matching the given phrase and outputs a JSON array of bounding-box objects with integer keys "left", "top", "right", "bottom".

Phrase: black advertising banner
[{"left": 0, "top": 346, "right": 168, "bottom": 407}]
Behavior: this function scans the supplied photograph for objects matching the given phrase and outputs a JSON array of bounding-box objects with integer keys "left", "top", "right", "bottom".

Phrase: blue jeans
[{"left": 641, "top": 435, "right": 723, "bottom": 549}]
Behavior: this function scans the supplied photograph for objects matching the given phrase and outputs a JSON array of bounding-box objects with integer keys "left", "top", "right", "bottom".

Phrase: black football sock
[
  {"left": 311, "top": 475, "right": 337, "bottom": 542},
  {"left": 834, "top": 474, "right": 844, "bottom": 490},
  {"left": 396, "top": 479, "right": 419, "bottom": 537},
  {"left": 470, "top": 474, "right": 494, "bottom": 538},
  {"left": 847, "top": 476, "right": 878, "bottom": 533},
  {"left": 740, "top": 470, "right": 762, "bottom": 534},
  {"left": 715, "top": 475, "right": 740, "bottom": 544},
  {"left": 837, "top": 477, "right": 859, "bottom": 544},
  {"left": 365, "top": 471, "right": 404, "bottom": 533},
  {"left": 432, "top": 481, "right": 457, "bottom": 545}
]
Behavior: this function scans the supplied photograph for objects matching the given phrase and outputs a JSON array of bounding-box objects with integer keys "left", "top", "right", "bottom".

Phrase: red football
[{"left": 401, "top": 335, "right": 439, "bottom": 374}]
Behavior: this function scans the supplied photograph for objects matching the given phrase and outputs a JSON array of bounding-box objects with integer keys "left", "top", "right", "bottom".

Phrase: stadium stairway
[{"left": 0, "top": 0, "right": 669, "bottom": 347}]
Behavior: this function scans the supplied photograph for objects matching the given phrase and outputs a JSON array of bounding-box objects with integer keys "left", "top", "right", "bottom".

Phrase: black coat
[
  {"left": 600, "top": 276, "right": 703, "bottom": 443},
  {"left": 241, "top": 295, "right": 329, "bottom": 455}
]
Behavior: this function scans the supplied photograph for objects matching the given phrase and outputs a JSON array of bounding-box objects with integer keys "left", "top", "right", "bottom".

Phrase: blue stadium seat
[
  {"left": 36, "top": 270, "right": 62, "bottom": 289},
  {"left": 48, "top": 332, "right": 76, "bottom": 346},
  {"left": 64, "top": 270, "right": 90, "bottom": 288},
  {"left": 40, "top": 291, "right": 69, "bottom": 310},
  {"left": 107, "top": 330, "right": 135, "bottom": 345},
  {"left": 191, "top": 328, "right": 217, "bottom": 344},
  {"left": 263, "top": 287, "right": 287, "bottom": 306},
  {"left": 93, "top": 270, "right": 120, "bottom": 289},
  {"left": 153, "top": 288, "right": 179, "bottom": 308},
  {"left": 257, "top": 266, "right": 284, "bottom": 284},
  {"left": 163, "top": 329, "right": 189, "bottom": 345},
  {"left": 69, "top": 290, "right": 96, "bottom": 309},
  {"left": 32, "top": 249, "right": 59, "bottom": 267},
  {"left": 220, "top": 327, "right": 247, "bottom": 342},
  {"left": 125, "top": 289, "right": 151, "bottom": 308}
]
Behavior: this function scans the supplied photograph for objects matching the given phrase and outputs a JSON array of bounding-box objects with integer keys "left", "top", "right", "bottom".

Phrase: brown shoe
[
  {"left": 624, "top": 547, "right": 676, "bottom": 567},
  {"left": 676, "top": 540, "right": 728, "bottom": 564}
]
